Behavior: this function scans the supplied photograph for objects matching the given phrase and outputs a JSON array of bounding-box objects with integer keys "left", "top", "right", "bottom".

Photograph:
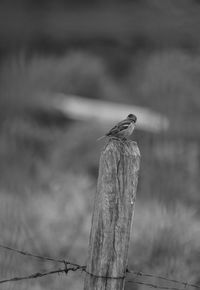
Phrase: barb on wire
[
  {"left": 127, "top": 269, "right": 200, "bottom": 289},
  {"left": 0, "top": 244, "right": 83, "bottom": 269},
  {"left": 127, "top": 280, "right": 189, "bottom": 290},
  {"left": 0, "top": 266, "right": 80, "bottom": 285}
]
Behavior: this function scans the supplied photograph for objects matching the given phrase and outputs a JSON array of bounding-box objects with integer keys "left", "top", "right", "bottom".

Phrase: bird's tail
[{"left": 96, "top": 135, "right": 106, "bottom": 141}]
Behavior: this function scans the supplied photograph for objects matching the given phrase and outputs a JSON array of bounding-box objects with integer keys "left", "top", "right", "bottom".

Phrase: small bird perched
[{"left": 97, "top": 114, "right": 137, "bottom": 141}]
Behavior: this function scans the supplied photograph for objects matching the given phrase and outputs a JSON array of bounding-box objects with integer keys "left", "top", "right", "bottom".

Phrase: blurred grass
[
  {"left": 0, "top": 52, "right": 122, "bottom": 117},
  {"left": 0, "top": 48, "right": 200, "bottom": 289},
  {"left": 0, "top": 51, "right": 121, "bottom": 193},
  {"left": 129, "top": 51, "right": 200, "bottom": 133},
  {"left": 126, "top": 200, "right": 200, "bottom": 289},
  {"left": 0, "top": 2, "right": 198, "bottom": 287}
]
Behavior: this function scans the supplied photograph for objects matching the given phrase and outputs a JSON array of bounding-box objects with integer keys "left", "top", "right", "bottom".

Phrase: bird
[{"left": 97, "top": 114, "right": 137, "bottom": 141}]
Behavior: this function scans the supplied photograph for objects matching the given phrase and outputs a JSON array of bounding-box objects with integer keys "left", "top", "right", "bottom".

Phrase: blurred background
[{"left": 0, "top": 0, "right": 200, "bottom": 289}]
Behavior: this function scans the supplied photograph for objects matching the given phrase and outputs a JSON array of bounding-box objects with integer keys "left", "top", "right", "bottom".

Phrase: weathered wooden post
[{"left": 84, "top": 139, "right": 140, "bottom": 290}]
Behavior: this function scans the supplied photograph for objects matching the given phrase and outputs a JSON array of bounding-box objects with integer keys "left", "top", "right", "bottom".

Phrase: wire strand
[
  {"left": 127, "top": 280, "right": 189, "bottom": 290},
  {"left": 127, "top": 269, "right": 200, "bottom": 289},
  {"left": 0, "top": 244, "right": 81, "bottom": 268},
  {"left": 0, "top": 267, "right": 68, "bottom": 284}
]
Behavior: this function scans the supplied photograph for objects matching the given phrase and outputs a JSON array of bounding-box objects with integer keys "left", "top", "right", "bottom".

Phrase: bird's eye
[{"left": 128, "top": 114, "right": 137, "bottom": 122}]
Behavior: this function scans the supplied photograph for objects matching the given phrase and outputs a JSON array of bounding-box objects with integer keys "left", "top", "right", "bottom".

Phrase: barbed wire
[
  {"left": 127, "top": 280, "right": 191, "bottom": 290},
  {"left": 0, "top": 265, "right": 82, "bottom": 285},
  {"left": 0, "top": 243, "right": 200, "bottom": 289},
  {"left": 0, "top": 268, "right": 196, "bottom": 290},
  {"left": 127, "top": 269, "right": 200, "bottom": 289},
  {"left": 0, "top": 244, "right": 82, "bottom": 268}
]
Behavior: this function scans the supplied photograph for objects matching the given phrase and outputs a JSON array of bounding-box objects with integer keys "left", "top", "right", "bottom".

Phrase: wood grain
[{"left": 84, "top": 139, "right": 140, "bottom": 290}]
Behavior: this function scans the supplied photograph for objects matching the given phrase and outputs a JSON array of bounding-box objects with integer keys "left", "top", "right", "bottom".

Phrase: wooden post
[{"left": 84, "top": 139, "right": 140, "bottom": 290}]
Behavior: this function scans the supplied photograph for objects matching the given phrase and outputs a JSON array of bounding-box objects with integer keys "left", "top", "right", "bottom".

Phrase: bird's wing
[
  {"left": 118, "top": 119, "right": 132, "bottom": 128},
  {"left": 106, "top": 125, "right": 119, "bottom": 136},
  {"left": 106, "top": 119, "right": 131, "bottom": 136}
]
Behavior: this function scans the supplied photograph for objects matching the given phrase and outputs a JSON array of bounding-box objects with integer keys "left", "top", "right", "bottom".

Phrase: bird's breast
[{"left": 129, "top": 122, "right": 135, "bottom": 134}]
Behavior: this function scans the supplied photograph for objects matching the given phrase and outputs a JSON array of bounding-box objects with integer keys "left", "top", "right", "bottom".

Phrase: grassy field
[
  {"left": 0, "top": 48, "right": 200, "bottom": 289},
  {"left": 0, "top": 1, "right": 200, "bottom": 289}
]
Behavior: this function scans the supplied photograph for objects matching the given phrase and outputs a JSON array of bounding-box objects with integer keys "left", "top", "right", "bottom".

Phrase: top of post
[{"left": 103, "top": 139, "right": 140, "bottom": 158}]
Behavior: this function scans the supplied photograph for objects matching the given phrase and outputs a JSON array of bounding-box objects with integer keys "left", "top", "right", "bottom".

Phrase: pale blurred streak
[{"left": 54, "top": 94, "right": 169, "bottom": 133}]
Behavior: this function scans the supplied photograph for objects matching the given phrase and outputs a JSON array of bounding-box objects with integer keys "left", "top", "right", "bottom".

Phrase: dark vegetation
[{"left": 0, "top": 1, "right": 200, "bottom": 289}]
